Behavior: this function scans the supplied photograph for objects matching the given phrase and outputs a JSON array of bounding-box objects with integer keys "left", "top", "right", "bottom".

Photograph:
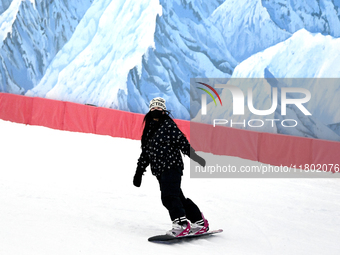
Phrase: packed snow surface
[{"left": 0, "top": 119, "right": 340, "bottom": 254}]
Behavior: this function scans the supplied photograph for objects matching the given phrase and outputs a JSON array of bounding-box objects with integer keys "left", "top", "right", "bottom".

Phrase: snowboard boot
[
  {"left": 190, "top": 213, "right": 209, "bottom": 235},
  {"left": 166, "top": 216, "right": 191, "bottom": 237}
]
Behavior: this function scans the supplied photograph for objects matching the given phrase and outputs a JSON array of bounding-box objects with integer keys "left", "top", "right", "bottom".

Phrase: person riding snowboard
[{"left": 133, "top": 97, "right": 209, "bottom": 237}]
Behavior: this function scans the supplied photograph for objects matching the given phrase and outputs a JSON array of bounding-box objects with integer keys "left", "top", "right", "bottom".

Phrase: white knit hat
[{"left": 149, "top": 97, "right": 166, "bottom": 111}]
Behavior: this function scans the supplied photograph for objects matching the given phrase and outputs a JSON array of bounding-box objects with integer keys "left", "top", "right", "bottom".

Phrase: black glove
[
  {"left": 133, "top": 172, "right": 143, "bottom": 187},
  {"left": 133, "top": 167, "right": 144, "bottom": 187},
  {"left": 190, "top": 147, "right": 206, "bottom": 167}
]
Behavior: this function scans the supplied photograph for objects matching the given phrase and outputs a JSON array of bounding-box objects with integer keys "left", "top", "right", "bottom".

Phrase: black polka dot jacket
[{"left": 136, "top": 119, "right": 191, "bottom": 177}]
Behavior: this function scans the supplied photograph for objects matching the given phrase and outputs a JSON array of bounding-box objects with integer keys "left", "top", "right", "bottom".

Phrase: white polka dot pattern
[{"left": 137, "top": 119, "right": 190, "bottom": 176}]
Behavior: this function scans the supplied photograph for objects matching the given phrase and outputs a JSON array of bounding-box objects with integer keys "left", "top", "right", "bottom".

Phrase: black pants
[{"left": 157, "top": 169, "right": 202, "bottom": 223}]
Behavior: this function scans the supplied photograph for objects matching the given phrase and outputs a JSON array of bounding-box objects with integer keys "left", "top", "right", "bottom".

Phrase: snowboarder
[{"left": 133, "top": 97, "right": 209, "bottom": 237}]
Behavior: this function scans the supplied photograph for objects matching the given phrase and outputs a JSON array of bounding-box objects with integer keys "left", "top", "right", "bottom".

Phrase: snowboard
[{"left": 148, "top": 229, "right": 223, "bottom": 243}]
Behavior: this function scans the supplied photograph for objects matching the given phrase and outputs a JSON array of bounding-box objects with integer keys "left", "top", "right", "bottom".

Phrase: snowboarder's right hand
[{"left": 190, "top": 147, "right": 206, "bottom": 167}]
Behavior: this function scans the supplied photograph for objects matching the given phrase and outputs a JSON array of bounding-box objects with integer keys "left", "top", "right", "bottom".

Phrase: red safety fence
[
  {"left": 0, "top": 92, "right": 190, "bottom": 141},
  {"left": 1, "top": 92, "right": 339, "bottom": 171},
  {"left": 189, "top": 122, "right": 340, "bottom": 171}
]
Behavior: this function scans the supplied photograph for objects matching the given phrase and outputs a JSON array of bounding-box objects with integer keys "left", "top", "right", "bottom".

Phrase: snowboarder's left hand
[
  {"left": 133, "top": 167, "right": 144, "bottom": 187},
  {"left": 133, "top": 172, "right": 143, "bottom": 187}
]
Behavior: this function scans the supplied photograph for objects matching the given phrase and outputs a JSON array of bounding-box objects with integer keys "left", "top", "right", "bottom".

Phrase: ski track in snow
[{"left": 0, "top": 119, "right": 340, "bottom": 255}]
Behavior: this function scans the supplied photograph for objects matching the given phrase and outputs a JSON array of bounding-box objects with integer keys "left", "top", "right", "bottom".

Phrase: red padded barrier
[
  {"left": 124, "top": 111, "right": 146, "bottom": 140},
  {"left": 0, "top": 92, "right": 339, "bottom": 170},
  {"left": 176, "top": 119, "right": 191, "bottom": 141},
  {"left": 96, "top": 107, "right": 144, "bottom": 139},
  {"left": 31, "top": 97, "right": 65, "bottom": 130},
  {"left": 190, "top": 122, "right": 258, "bottom": 161},
  {"left": 190, "top": 122, "right": 214, "bottom": 153},
  {"left": 63, "top": 102, "right": 98, "bottom": 134},
  {"left": 211, "top": 125, "right": 258, "bottom": 161},
  {"left": 258, "top": 132, "right": 313, "bottom": 167},
  {"left": 312, "top": 139, "right": 340, "bottom": 171},
  {"left": 0, "top": 93, "right": 33, "bottom": 124}
]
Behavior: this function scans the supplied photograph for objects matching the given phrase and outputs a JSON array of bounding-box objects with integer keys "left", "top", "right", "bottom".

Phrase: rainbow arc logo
[
  {"left": 197, "top": 82, "right": 223, "bottom": 115},
  {"left": 196, "top": 82, "right": 222, "bottom": 108}
]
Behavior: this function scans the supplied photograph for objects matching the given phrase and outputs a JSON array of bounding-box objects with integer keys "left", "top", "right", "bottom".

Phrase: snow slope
[
  {"left": 27, "top": 0, "right": 162, "bottom": 111},
  {"left": 210, "top": 0, "right": 340, "bottom": 63},
  {"left": 26, "top": 0, "right": 234, "bottom": 120},
  {"left": 0, "top": 0, "right": 12, "bottom": 15},
  {"left": 2, "top": 0, "right": 340, "bottom": 123},
  {"left": 232, "top": 29, "right": 340, "bottom": 128},
  {"left": 232, "top": 29, "right": 340, "bottom": 79},
  {"left": 0, "top": 0, "right": 93, "bottom": 94},
  {"left": 126, "top": 0, "right": 236, "bottom": 120},
  {"left": 210, "top": 0, "right": 291, "bottom": 63},
  {"left": 194, "top": 29, "right": 340, "bottom": 141},
  {"left": 0, "top": 0, "right": 21, "bottom": 45},
  {"left": 1, "top": 119, "right": 340, "bottom": 255},
  {"left": 262, "top": 0, "right": 340, "bottom": 37}
]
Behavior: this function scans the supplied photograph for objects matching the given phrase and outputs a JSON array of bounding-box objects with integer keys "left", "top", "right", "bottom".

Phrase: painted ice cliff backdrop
[{"left": 1, "top": 0, "right": 340, "bottom": 140}]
